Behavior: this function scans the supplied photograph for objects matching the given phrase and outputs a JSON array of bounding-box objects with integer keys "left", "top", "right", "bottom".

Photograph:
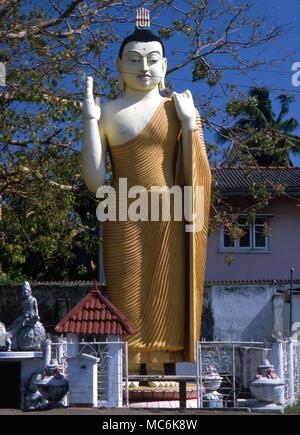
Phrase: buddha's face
[
  {"left": 22, "top": 282, "right": 32, "bottom": 298},
  {"left": 117, "top": 41, "right": 166, "bottom": 91}
]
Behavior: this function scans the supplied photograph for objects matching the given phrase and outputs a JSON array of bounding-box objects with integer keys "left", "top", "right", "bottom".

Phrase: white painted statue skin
[{"left": 82, "top": 40, "right": 198, "bottom": 193}]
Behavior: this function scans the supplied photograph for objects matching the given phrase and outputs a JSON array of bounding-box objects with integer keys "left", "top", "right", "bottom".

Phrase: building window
[
  {"left": 254, "top": 218, "right": 268, "bottom": 249},
  {"left": 221, "top": 217, "right": 270, "bottom": 252}
]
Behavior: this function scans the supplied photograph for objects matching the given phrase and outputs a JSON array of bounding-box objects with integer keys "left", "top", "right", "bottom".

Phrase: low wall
[
  {"left": 0, "top": 282, "right": 98, "bottom": 332},
  {"left": 202, "top": 283, "right": 300, "bottom": 342},
  {"left": 0, "top": 281, "right": 298, "bottom": 341}
]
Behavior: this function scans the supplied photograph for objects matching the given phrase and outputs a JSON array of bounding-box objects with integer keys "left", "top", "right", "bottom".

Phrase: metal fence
[
  {"left": 197, "top": 339, "right": 300, "bottom": 408},
  {"left": 49, "top": 338, "right": 300, "bottom": 408},
  {"left": 196, "top": 341, "right": 272, "bottom": 408}
]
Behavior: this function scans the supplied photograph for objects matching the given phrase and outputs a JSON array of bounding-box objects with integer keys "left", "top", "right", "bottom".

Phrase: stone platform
[{"left": 128, "top": 385, "right": 197, "bottom": 402}]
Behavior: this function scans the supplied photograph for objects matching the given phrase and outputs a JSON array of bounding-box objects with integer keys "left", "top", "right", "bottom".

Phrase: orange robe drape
[{"left": 103, "top": 98, "right": 211, "bottom": 364}]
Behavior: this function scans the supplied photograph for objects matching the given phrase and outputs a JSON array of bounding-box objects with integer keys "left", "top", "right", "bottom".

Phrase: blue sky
[
  {"left": 141, "top": 0, "right": 300, "bottom": 165},
  {"left": 15, "top": 1, "right": 300, "bottom": 165},
  {"left": 250, "top": 0, "right": 300, "bottom": 164},
  {"left": 26, "top": 0, "right": 299, "bottom": 165}
]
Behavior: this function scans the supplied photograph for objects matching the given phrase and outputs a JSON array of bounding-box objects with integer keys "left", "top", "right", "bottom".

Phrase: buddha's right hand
[{"left": 83, "top": 76, "right": 101, "bottom": 121}]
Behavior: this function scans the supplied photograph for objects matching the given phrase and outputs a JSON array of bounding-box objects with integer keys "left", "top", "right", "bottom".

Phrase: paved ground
[
  {"left": 129, "top": 399, "right": 199, "bottom": 409},
  {"left": 0, "top": 407, "right": 259, "bottom": 415}
]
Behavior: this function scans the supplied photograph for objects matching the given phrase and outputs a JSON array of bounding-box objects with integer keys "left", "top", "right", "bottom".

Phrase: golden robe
[{"left": 104, "top": 98, "right": 211, "bottom": 364}]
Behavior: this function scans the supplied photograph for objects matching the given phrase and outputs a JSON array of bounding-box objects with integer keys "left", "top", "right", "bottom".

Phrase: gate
[{"left": 51, "top": 338, "right": 129, "bottom": 407}]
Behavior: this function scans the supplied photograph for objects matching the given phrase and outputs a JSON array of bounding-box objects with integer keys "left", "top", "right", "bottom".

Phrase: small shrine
[{"left": 54, "top": 282, "right": 135, "bottom": 407}]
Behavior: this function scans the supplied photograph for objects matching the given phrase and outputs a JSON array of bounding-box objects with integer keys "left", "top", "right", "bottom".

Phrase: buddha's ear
[
  {"left": 159, "top": 57, "right": 167, "bottom": 91},
  {"left": 116, "top": 58, "right": 125, "bottom": 91},
  {"left": 116, "top": 57, "right": 121, "bottom": 74},
  {"left": 162, "top": 57, "right": 167, "bottom": 74}
]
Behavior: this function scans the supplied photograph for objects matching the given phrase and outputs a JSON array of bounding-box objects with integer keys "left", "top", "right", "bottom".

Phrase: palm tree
[{"left": 220, "top": 87, "right": 300, "bottom": 166}]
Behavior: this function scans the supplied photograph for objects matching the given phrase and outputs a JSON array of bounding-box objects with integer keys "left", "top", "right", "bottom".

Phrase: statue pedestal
[
  {"left": 0, "top": 351, "right": 43, "bottom": 361},
  {"left": 250, "top": 378, "right": 285, "bottom": 405},
  {"left": 128, "top": 384, "right": 198, "bottom": 403},
  {"left": 250, "top": 401, "right": 284, "bottom": 414},
  {"left": 203, "top": 391, "right": 223, "bottom": 408},
  {"left": 0, "top": 351, "right": 44, "bottom": 409}
]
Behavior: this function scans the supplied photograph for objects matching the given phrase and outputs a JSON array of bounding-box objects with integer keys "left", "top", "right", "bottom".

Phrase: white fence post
[
  {"left": 67, "top": 334, "right": 79, "bottom": 357},
  {"left": 44, "top": 338, "right": 51, "bottom": 367},
  {"left": 297, "top": 341, "right": 300, "bottom": 392},
  {"left": 272, "top": 341, "right": 284, "bottom": 378},
  {"left": 287, "top": 339, "right": 295, "bottom": 403},
  {"left": 58, "top": 337, "right": 64, "bottom": 364},
  {"left": 124, "top": 341, "right": 129, "bottom": 407},
  {"left": 106, "top": 336, "right": 123, "bottom": 407},
  {"left": 271, "top": 340, "right": 285, "bottom": 405}
]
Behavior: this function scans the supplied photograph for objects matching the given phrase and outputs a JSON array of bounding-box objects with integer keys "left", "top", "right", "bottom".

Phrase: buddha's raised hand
[
  {"left": 172, "top": 90, "right": 197, "bottom": 128},
  {"left": 83, "top": 76, "right": 101, "bottom": 121}
]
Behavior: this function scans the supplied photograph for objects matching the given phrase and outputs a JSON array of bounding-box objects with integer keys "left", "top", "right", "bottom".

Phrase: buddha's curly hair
[{"left": 119, "top": 28, "right": 165, "bottom": 59}]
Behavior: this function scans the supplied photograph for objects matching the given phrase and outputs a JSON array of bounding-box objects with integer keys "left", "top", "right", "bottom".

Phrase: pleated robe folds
[{"left": 103, "top": 98, "right": 211, "bottom": 363}]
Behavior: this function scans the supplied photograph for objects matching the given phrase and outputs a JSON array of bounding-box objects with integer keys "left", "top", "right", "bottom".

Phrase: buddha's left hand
[{"left": 172, "top": 90, "right": 197, "bottom": 129}]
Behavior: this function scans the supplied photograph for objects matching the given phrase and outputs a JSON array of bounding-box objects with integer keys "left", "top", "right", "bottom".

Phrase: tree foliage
[
  {"left": 221, "top": 87, "right": 300, "bottom": 166},
  {"left": 0, "top": 0, "right": 286, "bottom": 281}
]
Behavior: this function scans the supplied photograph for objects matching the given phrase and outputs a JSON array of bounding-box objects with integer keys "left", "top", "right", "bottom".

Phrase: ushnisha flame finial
[{"left": 135, "top": 8, "right": 150, "bottom": 29}]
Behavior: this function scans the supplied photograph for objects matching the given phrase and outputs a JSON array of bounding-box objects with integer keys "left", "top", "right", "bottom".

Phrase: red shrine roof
[{"left": 55, "top": 283, "right": 135, "bottom": 336}]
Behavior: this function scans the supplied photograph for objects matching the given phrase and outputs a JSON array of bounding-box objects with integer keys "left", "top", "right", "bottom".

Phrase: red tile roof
[{"left": 55, "top": 282, "right": 135, "bottom": 336}]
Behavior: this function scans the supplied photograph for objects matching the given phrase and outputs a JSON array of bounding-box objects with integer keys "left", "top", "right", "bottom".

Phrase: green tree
[{"left": 220, "top": 87, "right": 300, "bottom": 166}]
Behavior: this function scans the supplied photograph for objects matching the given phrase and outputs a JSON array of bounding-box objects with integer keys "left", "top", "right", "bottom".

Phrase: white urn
[{"left": 250, "top": 359, "right": 285, "bottom": 405}]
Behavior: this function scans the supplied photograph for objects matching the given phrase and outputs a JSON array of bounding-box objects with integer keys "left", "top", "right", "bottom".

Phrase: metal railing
[
  {"left": 49, "top": 338, "right": 300, "bottom": 408},
  {"left": 196, "top": 341, "right": 272, "bottom": 408}
]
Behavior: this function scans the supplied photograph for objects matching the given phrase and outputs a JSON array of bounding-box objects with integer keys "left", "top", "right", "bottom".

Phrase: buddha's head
[{"left": 117, "top": 29, "right": 167, "bottom": 92}]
